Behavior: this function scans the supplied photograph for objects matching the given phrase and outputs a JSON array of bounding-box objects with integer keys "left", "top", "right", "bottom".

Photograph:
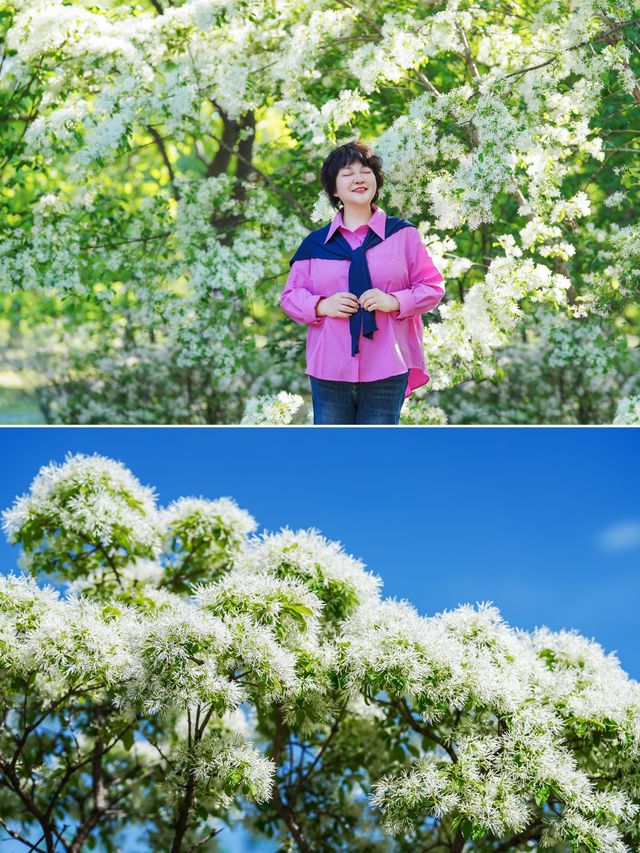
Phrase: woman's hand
[
  {"left": 316, "top": 292, "right": 360, "bottom": 318},
  {"left": 359, "top": 289, "right": 400, "bottom": 313}
]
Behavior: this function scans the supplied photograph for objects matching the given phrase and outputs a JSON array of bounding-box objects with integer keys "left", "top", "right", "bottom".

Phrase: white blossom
[
  {"left": 241, "top": 391, "right": 308, "bottom": 425},
  {"left": 614, "top": 396, "right": 640, "bottom": 425},
  {"left": 1, "top": 454, "right": 639, "bottom": 850}
]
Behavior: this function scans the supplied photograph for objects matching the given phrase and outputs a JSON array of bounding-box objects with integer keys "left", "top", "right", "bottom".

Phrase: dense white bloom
[
  {"left": 1, "top": 0, "right": 635, "bottom": 428},
  {"left": 362, "top": 600, "right": 640, "bottom": 846},
  {"left": 189, "top": 730, "right": 275, "bottom": 802},
  {"left": 614, "top": 396, "right": 640, "bottom": 425},
  {"left": 0, "top": 572, "right": 61, "bottom": 629},
  {"left": 422, "top": 232, "right": 572, "bottom": 389},
  {"left": 241, "top": 392, "right": 308, "bottom": 425},
  {"left": 1, "top": 455, "right": 639, "bottom": 849},
  {"left": 531, "top": 626, "right": 640, "bottom": 736},
  {"left": 121, "top": 600, "right": 237, "bottom": 714},
  {"left": 195, "top": 571, "right": 323, "bottom": 645},
  {"left": 235, "top": 527, "right": 382, "bottom": 619},
  {"left": 310, "top": 192, "right": 337, "bottom": 224},
  {"left": 224, "top": 614, "right": 301, "bottom": 699},
  {"left": 371, "top": 755, "right": 458, "bottom": 834},
  {"left": 400, "top": 398, "right": 448, "bottom": 425},
  {"left": 342, "top": 597, "right": 465, "bottom": 704},
  {"left": 604, "top": 191, "right": 626, "bottom": 209},
  {"left": 17, "top": 596, "right": 132, "bottom": 689},
  {"left": 1, "top": 451, "right": 161, "bottom": 555},
  {"left": 160, "top": 496, "right": 257, "bottom": 548},
  {"left": 157, "top": 496, "right": 258, "bottom": 588}
]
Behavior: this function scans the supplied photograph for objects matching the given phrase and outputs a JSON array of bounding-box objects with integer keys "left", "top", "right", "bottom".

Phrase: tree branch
[
  {"left": 394, "top": 698, "right": 459, "bottom": 765},
  {"left": 269, "top": 705, "right": 312, "bottom": 853},
  {"left": 289, "top": 701, "right": 348, "bottom": 803},
  {"left": 0, "top": 817, "right": 48, "bottom": 852},
  {"left": 206, "top": 102, "right": 314, "bottom": 228},
  {"left": 147, "top": 125, "right": 180, "bottom": 200},
  {"left": 0, "top": 760, "right": 60, "bottom": 853}
]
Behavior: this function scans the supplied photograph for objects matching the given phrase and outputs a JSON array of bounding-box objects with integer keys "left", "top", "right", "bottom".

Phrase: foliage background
[{"left": 0, "top": 0, "right": 639, "bottom": 424}]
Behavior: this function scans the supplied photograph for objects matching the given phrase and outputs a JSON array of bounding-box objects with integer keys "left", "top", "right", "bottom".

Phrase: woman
[{"left": 280, "top": 140, "right": 445, "bottom": 425}]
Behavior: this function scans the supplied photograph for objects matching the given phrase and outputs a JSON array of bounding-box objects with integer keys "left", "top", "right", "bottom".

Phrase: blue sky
[
  {"left": 1, "top": 426, "right": 638, "bottom": 852},
  {"left": 1, "top": 426, "right": 638, "bottom": 678}
]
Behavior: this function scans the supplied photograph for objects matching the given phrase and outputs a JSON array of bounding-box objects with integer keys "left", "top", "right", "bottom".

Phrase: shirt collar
[{"left": 324, "top": 203, "right": 386, "bottom": 244}]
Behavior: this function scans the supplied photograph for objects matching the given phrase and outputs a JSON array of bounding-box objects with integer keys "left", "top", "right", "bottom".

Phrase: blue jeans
[{"left": 309, "top": 372, "right": 408, "bottom": 425}]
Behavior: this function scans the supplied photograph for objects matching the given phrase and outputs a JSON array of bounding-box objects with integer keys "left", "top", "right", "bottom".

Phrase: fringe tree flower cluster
[{"left": 0, "top": 453, "right": 638, "bottom": 851}]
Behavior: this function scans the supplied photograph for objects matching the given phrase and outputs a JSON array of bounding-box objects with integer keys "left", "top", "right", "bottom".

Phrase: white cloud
[{"left": 598, "top": 521, "right": 640, "bottom": 553}]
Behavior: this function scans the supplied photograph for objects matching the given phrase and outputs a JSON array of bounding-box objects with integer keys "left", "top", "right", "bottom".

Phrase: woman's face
[{"left": 334, "top": 160, "right": 376, "bottom": 208}]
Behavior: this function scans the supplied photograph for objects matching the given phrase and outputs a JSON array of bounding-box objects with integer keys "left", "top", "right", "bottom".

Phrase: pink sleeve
[
  {"left": 280, "top": 259, "right": 325, "bottom": 326},
  {"left": 391, "top": 227, "right": 445, "bottom": 320}
]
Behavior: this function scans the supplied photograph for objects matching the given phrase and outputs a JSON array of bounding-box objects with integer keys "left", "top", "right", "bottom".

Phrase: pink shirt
[{"left": 280, "top": 204, "right": 445, "bottom": 397}]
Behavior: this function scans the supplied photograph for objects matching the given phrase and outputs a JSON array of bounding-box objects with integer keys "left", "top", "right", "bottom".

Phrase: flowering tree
[
  {"left": 0, "top": 0, "right": 639, "bottom": 423},
  {"left": 1, "top": 452, "right": 639, "bottom": 851}
]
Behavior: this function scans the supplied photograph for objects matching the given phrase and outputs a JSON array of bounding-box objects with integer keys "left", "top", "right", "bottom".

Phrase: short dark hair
[{"left": 320, "top": 140, "right": 384, "bottom": 212}]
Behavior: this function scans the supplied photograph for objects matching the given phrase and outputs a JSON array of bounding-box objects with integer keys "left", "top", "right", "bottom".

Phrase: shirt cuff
[
  {"left": 304, "top": 295, "right": 325, "bottom": 325},
  {"left": 391, "top": 289, "right": 417, "bottom": 320}
]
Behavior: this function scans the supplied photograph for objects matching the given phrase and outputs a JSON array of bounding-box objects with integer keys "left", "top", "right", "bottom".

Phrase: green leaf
[
  {"left": 121, "top": 729, "right": 134, "bottom": 751},
  {"left": 535, "top": 784, "right": 550, "bottom": 807},
  {"left": 289, "top": 603, "right": 314, "bottom": 618},
  {"left": 471, "top": 824, "right": 487, "bottom": 841},
  {"left": 460, "top": 818, "right": 474, "bottom": 840}
]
